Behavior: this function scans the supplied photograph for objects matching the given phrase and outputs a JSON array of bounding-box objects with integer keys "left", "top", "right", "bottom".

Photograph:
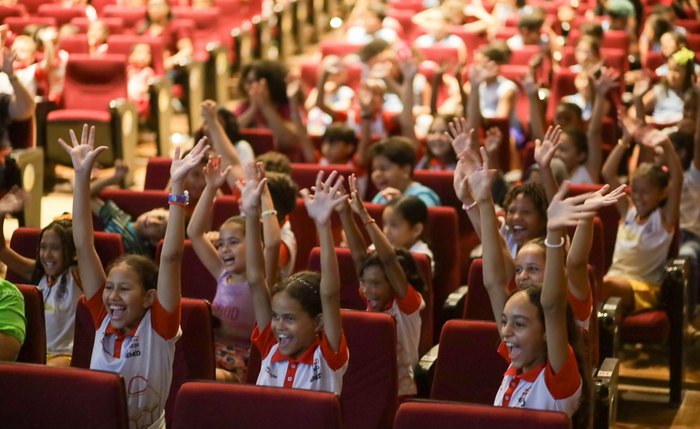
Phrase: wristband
[
  {"left": 168, "top": 190, "right": 189, "bottom": 206},
  {"left": 462, "top": 201, "right": 478, "bottom": 211},
  {"left": 544, "top": 237, "right": 565, "bottom": 248},
  {"left": 364, "top": 218, "right": 376, "bottom": 226},
  {"left": 261, "top": 209, "right": 278, "bottom": 218}
]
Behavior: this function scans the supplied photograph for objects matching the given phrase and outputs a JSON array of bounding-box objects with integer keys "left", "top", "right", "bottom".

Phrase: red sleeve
[
  {"left": 396, "top": 284, "right": 423, "bottom": 314},
  {"left": 320, "top": 331, "right": 349, "bottom": 370},
  {"left": 544, "top": 345, "right": 582, "bottom": 399},
  {"left": 252, "top": 323, "right": 277, "bottom": 357},
  {"left": 151, "top": 297, "right": 181, "bottom": 340},
  {"left": 82, "top": 285, "right": 107, "bottom": 330},
  {"left": 567, "top": 289, "right": 593, "bottom": 323}
]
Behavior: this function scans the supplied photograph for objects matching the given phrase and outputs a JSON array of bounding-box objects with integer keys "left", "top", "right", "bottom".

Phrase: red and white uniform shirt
[
  {"left": 494, "top": 343, "right": 582, "bottom": 418},
  {"left": 84, "top": 288, "right": 181, "bottom": 429},
  {"left": 253, "top": 324, "right": 349, "bottom": 395}
]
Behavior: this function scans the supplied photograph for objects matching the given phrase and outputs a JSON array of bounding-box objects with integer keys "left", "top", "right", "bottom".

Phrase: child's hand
[
  {"left": 592, "top": 68, "right": 620, "bottom": 96},
  {"left": 203, "top": 155, "right": 232, "bottom": 188},
  {"left": 618, "top": 106, "right": 640, "bottom": 144},
  {"left": 484, "top": 126, "right": 502, "bottom": 155},
  {"left": 113, "top": 159, "right": 129, "bottom": 183},
  {"left": 201, "top": 99, "right": 217, "bottom": 123},
  {"left": 546, "top": 182, "right": 597, "bottom": 230},
  {"left": 301, "top": 171, "right": 346, "bottom": 225},
  {"left": 581, "top": 183, "right": 627, "bottom": 212},
  {"left": 171, "top": 137, "right": 209, "bottom": 184},
  {"left": 237, "top": 162, "right": 267, "bottom": 217},
  {"left": 447, "top": 117, "right": 475, "bottom": 154},
  {"left": 333, "top": 180, "right": 351, "bottom": 213},
  {"left": 466, "top": 146, "right": 497, "bottom": 203},
  {"left": 398, "top": 58, "right": 419, "bottom": 81},
  {"left": 534, "top": 125, "right": 562, "bottom": 169},
  {"left": 1, "top": 48, "right": 13, "bottom": 75},
  {"left": 377, "top": 187, "right": 401, "bottom": 203},
  {"left": 58, "top": 124, "right": 107, "bottom": 176},
  {"left": 348, "top": 174, "right": 369, "bottom": 217},
  {"left": 520, "top": 71, "right": 539, "bottom": 97},
  {"left": 632, "top": 75, "right": 651, "bottom": 99},
  {"left": 0, "top": 186, "right": 29, "bottom": 214}
]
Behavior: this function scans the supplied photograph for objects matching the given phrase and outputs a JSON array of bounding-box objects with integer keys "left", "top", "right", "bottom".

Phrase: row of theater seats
[{"left": 0, "top": 360, "right": 575, "bottom": 429}]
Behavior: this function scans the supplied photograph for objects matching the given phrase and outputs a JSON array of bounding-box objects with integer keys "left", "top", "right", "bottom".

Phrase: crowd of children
[{"left": 2, "top": 0, "right": 700, "bottom": 427}]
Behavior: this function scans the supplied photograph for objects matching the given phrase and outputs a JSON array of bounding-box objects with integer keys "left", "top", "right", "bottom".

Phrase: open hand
[
  {"left": 534, "top": 125, "right": 562, "bottom": 168},
  {"left": 237, "top": 162, "right": 267, "bottom": 217},
  {"left": 547, "top": 182, "right": 597, "bottom": 230},
  {"left": 171, "top": 137, "right": 209, "bottom": 184},
  {"left": 301, "top": 171, "right": 346, "bottom": 225},
  {"left": 581, "top": 184, "right": 627, "bottom": 212},
  {"left": 203, "top": 155, "right": 232, "bottom": 188},
  {"left": 57, "top": 124, "right": 107, "bottom": 177}
]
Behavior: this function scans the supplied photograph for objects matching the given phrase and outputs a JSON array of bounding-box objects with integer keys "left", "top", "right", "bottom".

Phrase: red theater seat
[
  {"left": 172, "top": 382, "right": 342, "bottom": 429},
  {"left": 0, "top": 362, "right": 130, "bottom": 429},
  {"left": 15, "top": 284, "right": 47, "bottom": 364}
]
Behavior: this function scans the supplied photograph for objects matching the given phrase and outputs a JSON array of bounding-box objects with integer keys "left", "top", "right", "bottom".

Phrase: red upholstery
[
  {"left": 645, "top": 51, "right": 666, "bottom": 73},
  {"left": 172, "top": 382, "right": 342, "bottom": 429},
  {"left": 103, "top": 5, "right": 147, "bottom": 29},
  {"left": 387, "top": 0, "right": 425, "bottom": 13},
  {"left": 307, "top": 247, "right": 435, "bottom": 354},
  {"left": 157, "top": 240, "right": 217, "bottom": 302},
  {"left": 299, "top": 61, "right": 363, "bottom": 93},
  {"left": 687, "top": 33, "right": 700, "bottom": 53},
  {"left": 387, "top": 9, "right": 419, "bottom": 42},
  {"left": 415, "top": 46, "right": 461, "bottom": 67},
  {"left": 288, "top": 197, "right": 317, "bottom": 272},
  {"left": 463, "top": 259, "right": 494, "bottom": 322},
  {"left": 621, "top": 310, "right": 670, "bottom": 343},
  {"left": 4, "top": 17, "right": 57, "bottom": 36},
  {"left": 107, "top": 34, "right": 166, "bottom": 76},
  {"left": 676, "top": 19, "right": 700, "bottom": 33},
  {"left": 394, "top": 401, "right": 571, "bottom": 429},
  {"left": 6, "top": 228, "right": 124, "bottom": 284},
  {"left": 96, "top": 189, "right": 169, "bottom": 226},
  {"left": 546, "top": 69, "right": 577, "bottom": 123},
  {"left": 0, "top": 5, "right": 26, "bottom": 21},
  {"left": 71, "top": 17, "right": 125, "bottom": 35},
  {"left": 15, "top": 284, "right": 47, "bottom": 364},
  {"left": 57, "top": 54, "right": 128, "bottom": 111},
  {"left": 144, "top": 156, "right": 172, "bottom": 190},
  {"left": 48, "top": 109, "right": 112, "bottom": 122},
  {"left": 212, "top": 195, "right": 241, "bottom": 230},
  {"left": 319, "top": 41, "right": 364, "bottom": 57},
  {"left": 56, "top": 34, "right": 90, "bottom": 54},
  {"left": 430, "top": 320, "right": 506, "bottom": 404},
  {"left": 37, "top": 4, "right": 87, "bottom": 27},
  {"left": 16, "top": 0, "right": 43, "bottom": 14},
  {"left": 240, "top": 128, "right": 275, "bottom": 155},
  {"left": 172, "top": 7, "right": 223, "bottom": 55},
  {"left": 71, "top": 298, "right": 215, "bottom": 425},
  {"left": 559, "top": 47, "right": 628, "bottom": 73},
  {"left": 290, "top": 163, "right": 355, "bottom": 192},
  {"left": 450, "top": 26, "right": 488, "bottom": 64},
  {"left": 0, "top": 362, "right": 129, "bottom": 429},
  {"left": 508, "top": 45, "right": 541, "bottom": 66}
]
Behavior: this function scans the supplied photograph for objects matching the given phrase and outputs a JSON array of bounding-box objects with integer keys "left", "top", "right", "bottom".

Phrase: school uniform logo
[
  {"left": 309, "top": 359, "right": 322, "bottom": 383},
  {"left": 125, "top": 336, "right": 141, "bottom": 359}
]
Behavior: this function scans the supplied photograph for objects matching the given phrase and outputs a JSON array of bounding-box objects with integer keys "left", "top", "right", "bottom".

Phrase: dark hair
[
  {"left": 518, "top": 10, "right": 545, "bottom": 31},
  {"left": 323, "top": 123, "right": 359, "bottom": 148},
  {"left": 633, "top": 162, "right": 670, "bottom": 189},
  {"left": 516, "top": 286, "right": 592, "bottom": 429},
  {"left": 580, "top": 22, "right": 604, "bottom": 40},
  {"left": 576, "top": 35, "right": 601, "bottom": 57},
  {"left": 669, "top": 131, "right": 694, "bottom": 170},
  {"left": 256, "top": 152, "right": 292, "bottom": 175},
  {"left": 369, "top": 137, "right": 417, "bottom": 174},
  {"left": 387, "top": 196, "right": 428, "bottom": 228},
  {"left": 480, "top": 41, "right": 511, "bottom": 65},
  {"left": 648, "top": 14, "right": 673, "bottom": 44},
  {"left": 239, "top": 60, "right": 290, "bottom": 107},
  {"left": 563, "top": 127, "right": 589, "bottom": 160},
  {"left": 32, "top": 219, "right": 77, "bottom": 287},
  {"left": 359, "top": 249, "right": 426, "bottom": 293},
  {"left": 357, "top": 39, "right": 390, "bottom": 63},
  {"left": 556, "top": 103, "right": 584, "bottom": 124},
  {"left": 107, "top": 254, "right": 159, "bottom": 291},
  {"left": 271, "top": 271, "right": 322, "bottom": 317},
  {"left": 266, "top": 172, "right": 299, "bottom": 223},
  {"left": 503, "top": 182, "right": 548, "bottom": 228},
  {"left": 194, "top": 107, "right": 242, "bottom": 145}
]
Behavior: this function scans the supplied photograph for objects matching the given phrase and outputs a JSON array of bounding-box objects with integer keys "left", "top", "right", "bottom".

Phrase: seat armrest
[
  {"left": 594, "top": 357, "right": 619, "bottom": 429},
  {"left": 10, "top": 147, "right": 44, "bottom": 228},
  {"left": 205, "top": 44, "right": 230, "bottom": 105},
  {"left": 177, "top": 60, "right": 205, "bottom": 133},
  {"left": 148, "top": 77, "right": 173, "bottom": 157},
  {"left": 441, "top": 285, "right": 469, "bottom": 321},
  {"left": 598, "top": 297, "right": 622, "bottom": 361},
  {"left": 109, "top": 99, "right": 138, "bottom": 186},
  {"left": 414, "top": 344, "right": 439, "bottom": 398},
  {"left": 663, "top": 257, "right": 689, "bottom": 407}
]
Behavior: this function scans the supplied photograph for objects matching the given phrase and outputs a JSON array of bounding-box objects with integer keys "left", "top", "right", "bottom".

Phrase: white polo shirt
[
  {"left": 494, "top": 343, "right": 582, "bottom": 418},
  {"left": 84, "top": 289, "right": 181, "bottom": 429},
  {"left": 39, "top": 270, "right": 82, "bottom": 356},
  {"left": 253, "top": 324, "right": 349, "bottom": 395}
]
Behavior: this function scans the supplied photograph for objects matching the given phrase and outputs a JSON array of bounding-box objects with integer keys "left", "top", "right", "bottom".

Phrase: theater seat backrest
[
  {"left": 172, "top": 382, "right": 342, "bottom": 429},
  {"left": 157, "top": 240, "right": 217, "bottom": 302},
  {"left": 394, "top": 401, "right": 571, "bottom": 429},
  {"left": 430, "top": 320, "right": 506, "bottom": 404},
  {"left": 62, "top": 54, "right": 128, "bottom": 111},
  {"left": 0, "top": 362, "right": 129, "bottom": 429},
  {"left": 15, "top": 284, "right": 47, "bottom": 364}
]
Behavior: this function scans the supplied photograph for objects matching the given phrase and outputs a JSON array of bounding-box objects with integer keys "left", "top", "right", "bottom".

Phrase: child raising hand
[
  {"left": 242, "top": 165, "right": 349, "bottom": 394},
  {"left": 61, "top": 124, "right": 208, "bottom": 429}
]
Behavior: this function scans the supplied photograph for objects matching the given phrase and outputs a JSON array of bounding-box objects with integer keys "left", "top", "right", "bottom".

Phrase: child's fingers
[
  {"left": 58, "top": 138, "right": 71, "bottom": 153},
  {"left": 328, "top": 174, "right": 345, "bottom": 195},
  {"left": 323, "top": 170, "right": 339, "bottom": 190},
  {"left": 80, "top": 123, "right": 88, "bottom": 146},
  {"left": 315, "top": 170, "right": 325, "bottom": 192}
]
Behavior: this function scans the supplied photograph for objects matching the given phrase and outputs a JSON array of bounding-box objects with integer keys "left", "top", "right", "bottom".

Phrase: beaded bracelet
[{"left": 544, "top": 237, "right": 565, "bottom": 248}]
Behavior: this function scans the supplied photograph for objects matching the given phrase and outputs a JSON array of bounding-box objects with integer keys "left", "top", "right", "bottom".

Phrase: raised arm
[
  {"left": 587, "top": 69, "right": 619, "bottom": 183},
  {"left": 289, "top": 77, "right": 318, "bottom": 164},
  {"left": 241, "top": 162, "right": 273, "bottom": 328},
  {"left": 521, "top": 70, "right": 545, "bottom": 141},
  {"left": 601, "top": 136, "right": 631, "bottom": 218},
  {"left": 0, "top": 189, "right": 34, "bottom": 280},
  {"left": 397, "top": 59, "right": 418, "bottom": 145},
  {"left": 542, "top": 183, "right": 596, "bottom": 373},
  {"left": 186, "top": 156, "right": 231, "bottom": 277},
  {"left": 301, "top": 171, "right": 347, "bottom": 352},
  {"left": 335, "top": 178, "right": 367, "bottom": 271},
  {"left": 3, "top": 49, "right": 35, "bottom": 121},
  {"left": 201, "top": 100, "right": 244, "bottom": 188},
  {"left": 534, "top": 125, "right": 563, "bottom": 202},
  {"left": 448, "top": 118, "right": 482, "bottom": 238},
  {"left": 59, "top": 125, "right": 108, "bottom": 300},
  {"left": 158, "top": 138, "right": 209, "bottom": 313},
  {"left": 260, "top": 169, "right": 282, "bottom": 287},
  {"left": 657, "top": 136, "right": 683, "bottom": 228},
  {"left": 468, "top": 146, "right": 512, "bottom": 323}
]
